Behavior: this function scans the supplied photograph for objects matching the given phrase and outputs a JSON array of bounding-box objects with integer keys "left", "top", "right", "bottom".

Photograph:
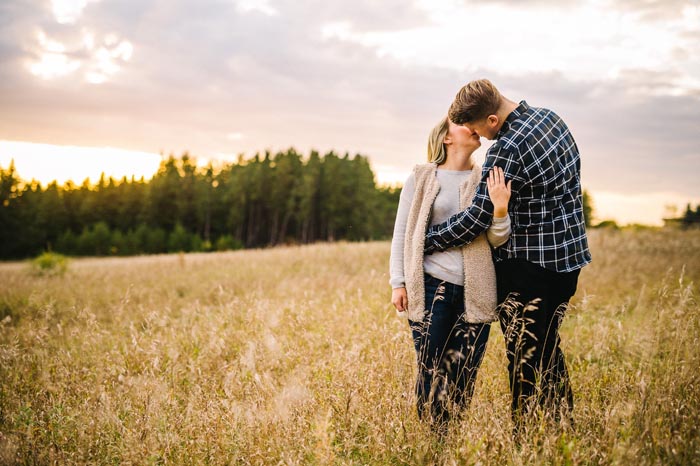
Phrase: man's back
[{"left": 493, "top": 101, "right": 591, "bottom": 272}]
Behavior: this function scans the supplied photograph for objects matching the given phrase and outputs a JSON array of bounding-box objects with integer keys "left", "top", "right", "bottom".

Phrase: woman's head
[{"left": 427, "top": 116, "right": 481, "bottom": 164}]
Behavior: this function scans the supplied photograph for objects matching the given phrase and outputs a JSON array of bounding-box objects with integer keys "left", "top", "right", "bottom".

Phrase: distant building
[
  {"left": 662, "top": 217, "right": 684, "bottom": 229},
  {"left": 664, "top": 204, "right": 700, "bottom": 229}
]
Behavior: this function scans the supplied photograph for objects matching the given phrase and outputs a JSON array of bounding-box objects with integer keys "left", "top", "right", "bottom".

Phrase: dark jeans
[
  {"left": 409, "top": 274, "right": 490, "bottom": 427},
  {"left": 495, "top": 259, "right": 580, "bottom": 429}
]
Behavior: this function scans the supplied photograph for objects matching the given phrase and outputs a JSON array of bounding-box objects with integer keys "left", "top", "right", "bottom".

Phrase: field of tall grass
[{"left": 1, "top": 229, "right": 699, "bottom": 465}]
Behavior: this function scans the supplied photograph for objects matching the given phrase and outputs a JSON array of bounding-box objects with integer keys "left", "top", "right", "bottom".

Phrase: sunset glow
[{"left": 0, "top": 141, "right": 161, "bottom": 186}]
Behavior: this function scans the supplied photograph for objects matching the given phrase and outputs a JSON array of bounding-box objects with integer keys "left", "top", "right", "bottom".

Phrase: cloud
[
  {"left": 613, "top": 0, "right": 697, "bottom": 21},
  {"left": 0, "top": 0, "right": 451, "bottom": 155},
  {"left": 322, "top": 0, "right": 700, "bottom": 97},
  {"left": 0, "top": 0, "right": 697, "bottom": 221},
  {"left": 233, "top": 0, "right": 279, "bottom": 16},
  {"left": 24, "top": 27, "right": 133, "bottom": 83},
  {"left": 467, "top": 0, "right": 697, "bottom": 21},
  {"left": 51, "top": 0, "right": 102, "bottom": 24},
  {"left": 0, "top": 1, "right": 133, "bottom": 86}
]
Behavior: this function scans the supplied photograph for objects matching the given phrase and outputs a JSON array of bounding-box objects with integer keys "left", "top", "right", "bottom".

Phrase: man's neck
[{"left": 495, "top": 98, "right": 519, "bottom": 133}]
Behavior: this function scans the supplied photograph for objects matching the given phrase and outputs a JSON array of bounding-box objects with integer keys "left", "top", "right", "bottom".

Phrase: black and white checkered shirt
[{"left": 424, "top": 100, "right": 592, "bottom": 273}]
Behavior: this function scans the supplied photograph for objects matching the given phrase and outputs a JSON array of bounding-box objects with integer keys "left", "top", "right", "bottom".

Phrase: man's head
[{"left": 448, "top": 79, "right": 504, "bottom": 140}]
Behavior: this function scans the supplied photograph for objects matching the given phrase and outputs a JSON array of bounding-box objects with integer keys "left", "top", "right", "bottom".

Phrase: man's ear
[{"left": 487, "top": 114, "right": 499, "bottom": 128}]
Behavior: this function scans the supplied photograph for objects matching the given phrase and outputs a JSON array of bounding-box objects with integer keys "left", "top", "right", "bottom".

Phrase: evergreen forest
[{"left": 0, "top": 149, "right": 401, "bottom": 259}]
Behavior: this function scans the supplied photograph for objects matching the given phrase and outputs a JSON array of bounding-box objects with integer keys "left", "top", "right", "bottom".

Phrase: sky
[{"left": 1, "top": 0, "right": 699, "bottom": 225}]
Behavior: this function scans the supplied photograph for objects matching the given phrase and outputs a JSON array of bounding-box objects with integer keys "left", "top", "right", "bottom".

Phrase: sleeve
[
  {"left": 424, "top": 145, "right": 524, "bottom": 254},
  {"left": 389, "top": 172, "right": 416, "bottom": 288},
  {"left": 487, "top": 215, "right": 511, "bottom": 248}
]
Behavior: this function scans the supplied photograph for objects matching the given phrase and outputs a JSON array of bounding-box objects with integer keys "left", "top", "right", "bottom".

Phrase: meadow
[{"left": 1, "top": 229, "right": 699, "bottom": 465}]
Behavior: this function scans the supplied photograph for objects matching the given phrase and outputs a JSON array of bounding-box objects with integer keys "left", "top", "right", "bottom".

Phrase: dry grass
[{"left": 0, "top": 229, "right": 699, "bottom": 465}]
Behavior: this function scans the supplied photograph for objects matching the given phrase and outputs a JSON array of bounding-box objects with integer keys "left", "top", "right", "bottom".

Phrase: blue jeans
[{"left": 409, "top": 274, "right": 491, "bottom": 426}]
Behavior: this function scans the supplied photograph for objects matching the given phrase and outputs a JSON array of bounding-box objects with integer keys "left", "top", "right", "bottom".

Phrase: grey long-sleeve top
[{"left": 390, "top": 169, "right": 511, "bottom": 289}]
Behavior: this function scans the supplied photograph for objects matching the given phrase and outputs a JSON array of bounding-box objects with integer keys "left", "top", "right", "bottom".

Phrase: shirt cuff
[{"left": 390, "top": 278, "right": 406, "bottom": 289}]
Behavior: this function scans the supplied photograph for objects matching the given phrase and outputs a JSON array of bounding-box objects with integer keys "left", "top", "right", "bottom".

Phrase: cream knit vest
[{"left": 403, "top": 163, "right": 498, "bottom": 323}]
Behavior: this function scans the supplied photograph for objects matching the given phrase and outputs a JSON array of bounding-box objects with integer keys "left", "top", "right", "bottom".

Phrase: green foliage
[
  {"left": 681, "top": 203, "right": 700, "bottom": 228},
  {"left": 134, "top": 224, "right": 167, "bottom": 254},
  {"left": 56, "top": 230, "right": 78, "bottom": 254},
  {"left": 0, "top": 150, "right": 404, "bottom": 259},
  {"left": 30, "top": 252, "right": 68, "bottom": 276},
  {"left": 92, "top": 222, "right": 112, "bottom": 255},
  {"left": 215, "top": 234, "right": 243, "bottom": 251},
  {"left": 168, "top": 223, "right": 191, "bottom": 252}
]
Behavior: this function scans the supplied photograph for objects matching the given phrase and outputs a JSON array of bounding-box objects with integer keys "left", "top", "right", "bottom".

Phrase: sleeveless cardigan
[{"left": 402, "top": 163, "right": 498, "bottom": 323}]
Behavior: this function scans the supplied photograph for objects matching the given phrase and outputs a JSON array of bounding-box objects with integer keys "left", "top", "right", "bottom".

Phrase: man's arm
[{"left": 424, "top": 146, "right": 524, "bottom": 254}]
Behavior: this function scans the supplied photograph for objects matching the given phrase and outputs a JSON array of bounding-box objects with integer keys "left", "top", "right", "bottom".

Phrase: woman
[{"left": 389, "top": 115, "right": 512, "bottom": 430}]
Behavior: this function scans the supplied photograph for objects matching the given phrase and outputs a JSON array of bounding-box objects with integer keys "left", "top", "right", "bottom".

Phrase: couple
[{"left": 389, "top": 79, "right": 591, "bottom": 435}]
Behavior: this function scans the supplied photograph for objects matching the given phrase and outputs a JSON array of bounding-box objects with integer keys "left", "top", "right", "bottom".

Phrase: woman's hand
[
  {"left": 487, "top": 166, "right": 512, "bottom": 218},
  {"left": 392, "top": 287, "right": 408, "bottom": 313}
]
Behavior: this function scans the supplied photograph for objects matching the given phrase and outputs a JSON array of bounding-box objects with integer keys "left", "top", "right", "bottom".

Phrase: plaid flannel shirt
[{"left": 424, "top": 100, "right": 591, "bottom": 273}]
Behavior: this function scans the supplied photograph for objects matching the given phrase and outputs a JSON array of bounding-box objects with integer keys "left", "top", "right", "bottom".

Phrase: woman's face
[{"left": 446, "top": 119, "right": 481, "bottom": 153}]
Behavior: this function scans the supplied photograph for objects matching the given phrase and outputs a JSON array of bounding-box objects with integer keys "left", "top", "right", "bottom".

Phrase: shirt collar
[{"left": 496, "top": 100, "right": 529, "bottom": 139}]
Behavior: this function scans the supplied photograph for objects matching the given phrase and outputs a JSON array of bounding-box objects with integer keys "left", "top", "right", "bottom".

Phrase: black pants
[{"left": 496, "top": 259, "right": 580, "bottom": 428}]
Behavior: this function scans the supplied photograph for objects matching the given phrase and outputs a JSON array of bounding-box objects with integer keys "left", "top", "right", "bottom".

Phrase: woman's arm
[
  {"left": 486, "top": 166, "right": 512, "bottom": 248},
  {"left": 487, "top": 215, "right": 511, "bottom": 248},
  {"left": 389, "top": 172, "right": 416, "bottom": 312}
]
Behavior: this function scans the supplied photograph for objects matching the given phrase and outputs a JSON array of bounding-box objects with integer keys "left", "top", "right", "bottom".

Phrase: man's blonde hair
[
  {"left": 427, "top": 116, "right": 449, "bottom": 164},
  {"left": 448, "top": 79, "right": 501, "bottom": 124}
]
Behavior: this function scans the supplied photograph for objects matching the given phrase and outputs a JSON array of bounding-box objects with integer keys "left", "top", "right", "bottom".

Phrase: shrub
[
  {"left": 77, "top": 226, "right": 96, "bottom": 256},
  {"left": 215, "top": 234, "right": 243, "bottom": 251},
  {"left": 135, "top": 225, "right": 167, "bottom": 254},
  {"left": 190, "top": 233, "right": 203, "bottom": 252},
  {"left": 148, "top": 228, "right": 167, "bottom": 253},
  {"left": 92, "top": 222, "right": 111, "bottom": 255},
  {"left": 168, "top": 223, "right": 191, "bottom": 252},
  {"left": 110, "top": 230, "right": 125, "bottom": 255},
  {"left": 55, "top": 230, "right": 78, "bottom": 255},
  {"left": 30, "top": 251, "right": 68, "bottom": 276}
]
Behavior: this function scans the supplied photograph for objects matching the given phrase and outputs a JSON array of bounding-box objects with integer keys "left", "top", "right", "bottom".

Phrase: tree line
[{"left": 0, "top": 149, "right": 401, "bottom": 260}]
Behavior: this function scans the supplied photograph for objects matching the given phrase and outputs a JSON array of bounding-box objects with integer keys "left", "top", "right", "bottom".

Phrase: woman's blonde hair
[{"left": 427, "top": 116, "right": 449, "bottom": 164}]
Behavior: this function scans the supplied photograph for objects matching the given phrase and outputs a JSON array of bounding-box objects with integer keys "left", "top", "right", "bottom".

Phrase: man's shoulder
[{"left": 498, "top": 105, "right": 565, "bottom": 151}]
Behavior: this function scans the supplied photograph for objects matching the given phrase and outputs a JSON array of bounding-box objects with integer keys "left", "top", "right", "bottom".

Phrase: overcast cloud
[{"left": 0, "top": 0, "right": 698, "bottom": 223}]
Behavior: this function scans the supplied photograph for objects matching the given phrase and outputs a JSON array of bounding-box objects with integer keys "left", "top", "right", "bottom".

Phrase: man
[{"left": 424, "top": 79, "right": 591, "bottom": 433}]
